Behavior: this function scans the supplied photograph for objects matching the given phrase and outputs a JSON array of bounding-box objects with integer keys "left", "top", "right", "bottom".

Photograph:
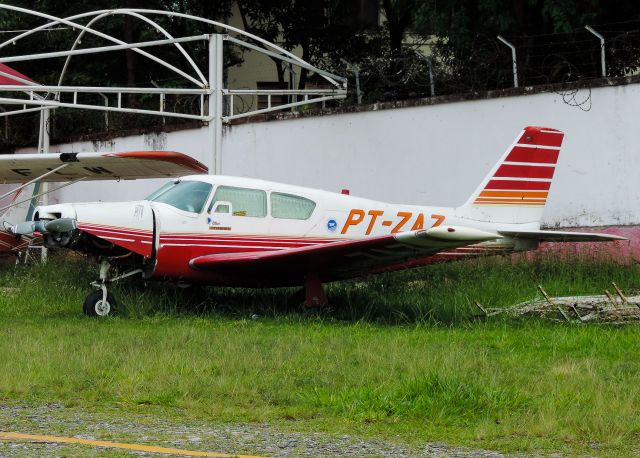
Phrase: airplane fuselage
[{"left": 35, "top": 175, "right": 536, "bottom": 286}]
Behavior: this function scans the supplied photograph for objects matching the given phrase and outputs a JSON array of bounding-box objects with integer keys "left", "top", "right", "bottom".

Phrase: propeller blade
[
  {"left": 7, "top": 218, "right": 76, "bottom": 236},
  {"left": 44, "top": 218, "right": 77, "bottom": 233},
  {"left": 9, "top": 221, "right": 39, "bottom": 235}
]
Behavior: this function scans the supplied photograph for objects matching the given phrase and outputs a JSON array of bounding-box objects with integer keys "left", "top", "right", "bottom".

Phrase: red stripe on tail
[
  {"left": 505, "top": 146, "right": 560, "bottom": 164},
  {"left": 494, "top": 164, "right": 555, "bottom": 179},
  {"left": 470, "top": 126, "right": 564, "bottom": 208},
  {"left": 517, "top": 127, "right": 564, "bottom": 148},
  {"left": 484, "top": 179, "right": 552, "bottom": 190}
]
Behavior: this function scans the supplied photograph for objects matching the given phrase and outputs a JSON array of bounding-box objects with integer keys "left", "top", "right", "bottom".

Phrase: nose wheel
[
  {"left": 83, "top": 289, "right": 117, "bottom": 317},
  {"left": 84, "top": 259, "right": 143, "bottom": 317}
]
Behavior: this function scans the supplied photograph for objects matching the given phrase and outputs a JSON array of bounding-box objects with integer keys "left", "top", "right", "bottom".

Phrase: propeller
[{"left": 8, "top": 218, "right": 77, "bottom": 236}]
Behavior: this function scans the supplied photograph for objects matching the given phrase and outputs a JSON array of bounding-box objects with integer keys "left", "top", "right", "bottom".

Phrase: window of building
[
  {"left": 146, "top": 180, "right": 212, "bottom": 214},
  {"left": 210, "top": 186, "right": 267, "bottom": 217},
  {"left": 271, "top": 192, "right": 316, "bottom": 220}
]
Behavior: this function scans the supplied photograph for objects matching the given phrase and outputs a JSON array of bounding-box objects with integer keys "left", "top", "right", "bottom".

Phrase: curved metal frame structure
[{"left": 0, "top": 4, "right": 348, "bottom": 172}]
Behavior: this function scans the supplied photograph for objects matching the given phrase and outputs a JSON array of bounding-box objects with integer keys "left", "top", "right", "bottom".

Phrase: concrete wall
[{"left": 13, "top": 80, "right": 640, "bottom": 229}]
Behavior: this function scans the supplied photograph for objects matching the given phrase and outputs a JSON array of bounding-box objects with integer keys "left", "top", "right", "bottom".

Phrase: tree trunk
[{"left": 237, "top": 1, "right": 285, "bottom": 84}]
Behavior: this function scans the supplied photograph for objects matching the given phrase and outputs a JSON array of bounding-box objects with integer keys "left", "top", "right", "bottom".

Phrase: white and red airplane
[
  {"left": 0, "top": 151, "right": 208, "bottom": 257},
  {"left": 10, "top": 126, "right": 625, "bottom": 315}
]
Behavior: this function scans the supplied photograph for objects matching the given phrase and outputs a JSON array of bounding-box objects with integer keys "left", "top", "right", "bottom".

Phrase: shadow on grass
[
  {"left": 111, "top": 252, "right": 640, "bottom": 325},
  {"left": 3, "top": 252, "right": 639, "bottom": 325}
]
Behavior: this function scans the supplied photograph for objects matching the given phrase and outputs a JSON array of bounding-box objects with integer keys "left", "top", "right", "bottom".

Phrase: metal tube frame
[
  {"left": 0, "top": 35, "right": 210, "bottom": 64},
  {"left": 0, "top": 164, "right": 68, "bottom": 202},
  {"left": 0, "top": 176, "right": 86, "bottom": 214},
  {"left": 0, "top": 5, "right": 348, "bottom": 175}
]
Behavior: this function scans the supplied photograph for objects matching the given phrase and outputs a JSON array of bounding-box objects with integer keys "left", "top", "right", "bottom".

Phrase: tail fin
[
  {"left": 457, "top": 126, "right": 564, "bottom": 225},
  {"left": 1, "top": 183, "right": 41, "bottom": 226}
]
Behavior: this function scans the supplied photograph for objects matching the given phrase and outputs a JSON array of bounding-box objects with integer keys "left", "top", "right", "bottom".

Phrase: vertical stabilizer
[{"left": 456, "top": 126, "right": 564, "bottom": 225}]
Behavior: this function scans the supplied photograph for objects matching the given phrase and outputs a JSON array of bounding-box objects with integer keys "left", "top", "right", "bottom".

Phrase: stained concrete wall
[{"left": 11, "top": 80, "right": 640, "bottom": 229}]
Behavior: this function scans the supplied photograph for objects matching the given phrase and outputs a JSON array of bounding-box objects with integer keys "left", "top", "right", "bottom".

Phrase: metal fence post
[
  {"left": 497, "top": 35, "right": 518, "bottom": 88},
  {"left": 426, "top": 56, "right": 435, "bottom": 97},
  {"left": 585, "top": 25, "right": 606, "bottom": 77},
  {"left": 37, "top": 107, "right": 50, "bottom": 262},
  {"left": 340, "top": 59, "right": 362, "bottom": 104},
  {"left": 208, "top": 34, "right": 223, "bottom": 175}
]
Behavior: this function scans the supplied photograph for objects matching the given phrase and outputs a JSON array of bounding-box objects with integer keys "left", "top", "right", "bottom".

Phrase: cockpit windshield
[{"left": 145, "top": 180, "right": 212, "bottom": 213}]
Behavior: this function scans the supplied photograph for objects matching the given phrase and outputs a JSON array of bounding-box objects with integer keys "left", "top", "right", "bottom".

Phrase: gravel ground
[{"left": 0, "top": 404, "right": 510, "bottom": 457}]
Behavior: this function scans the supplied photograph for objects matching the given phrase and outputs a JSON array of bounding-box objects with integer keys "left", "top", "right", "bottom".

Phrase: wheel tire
[{"left": 83, "top": 290, "right": 117, "bottom": 317}]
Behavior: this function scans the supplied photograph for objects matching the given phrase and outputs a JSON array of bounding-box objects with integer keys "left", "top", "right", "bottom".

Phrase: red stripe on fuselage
[{"left": 77, "top": 223, "right": 341, "bottom": 257}]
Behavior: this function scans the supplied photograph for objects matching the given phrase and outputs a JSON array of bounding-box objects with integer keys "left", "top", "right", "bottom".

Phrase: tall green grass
[
  {"left": 2, "top": 253, "right": 638, "bottom": 323},
  {"left": 2, "top": 254, "right": 640, "bottom": 455}
]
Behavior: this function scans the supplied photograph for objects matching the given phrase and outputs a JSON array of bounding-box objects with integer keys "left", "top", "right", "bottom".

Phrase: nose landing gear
[
  {"left": 84, "top": 259, "right": 142, "bottom": 317},
  {"left": 83, "top": 289, "right": 117, "bottom": 317}
]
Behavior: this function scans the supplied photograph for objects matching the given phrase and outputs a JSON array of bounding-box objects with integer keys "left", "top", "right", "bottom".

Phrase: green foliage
[{"left": 413, "top": 0, "right": 640, "bottom": 91}]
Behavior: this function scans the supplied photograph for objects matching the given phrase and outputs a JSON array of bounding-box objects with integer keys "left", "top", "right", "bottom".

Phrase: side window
[
  {"left": 209, "top": 186, "right": 267, "bottom": 217},
  {"left": 271, "top": 192, "right": 316, "bottom": 220}
]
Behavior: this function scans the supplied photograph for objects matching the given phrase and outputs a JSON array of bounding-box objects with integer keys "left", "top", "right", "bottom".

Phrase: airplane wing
[
  {"left": 189, "top": 226, "right": 503, "bottom": 282},
  {"left": 0, "top": 151, "right": 207, "bottom": 183},
  {"left": 498, "top": 229, "right": 627, "bottom": 242}
]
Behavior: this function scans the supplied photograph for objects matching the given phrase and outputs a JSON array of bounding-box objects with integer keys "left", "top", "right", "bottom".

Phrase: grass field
[{"left": 2, "top": 254, "right": 640, "bottom": 456}]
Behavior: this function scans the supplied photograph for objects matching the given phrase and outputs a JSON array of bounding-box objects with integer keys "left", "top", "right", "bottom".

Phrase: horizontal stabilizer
[{"left": 499, "top": 230, "right": 627, "bottom": 242}]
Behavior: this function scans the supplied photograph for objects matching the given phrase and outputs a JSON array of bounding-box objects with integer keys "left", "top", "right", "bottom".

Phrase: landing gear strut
[
  {"left": 84, "top": 259, "right": 142, "bottom": 317},
  {"left": 303, "top": 273, "right": 328, "bottom": 307}
]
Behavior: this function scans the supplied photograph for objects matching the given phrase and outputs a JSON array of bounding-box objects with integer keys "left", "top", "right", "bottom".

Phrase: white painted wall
[{"left": 14, "top": 81, "right": 640, "bottom": 228}]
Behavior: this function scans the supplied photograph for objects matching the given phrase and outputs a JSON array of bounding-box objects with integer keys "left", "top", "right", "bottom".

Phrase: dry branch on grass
[
  {"left": 477, "top": 284, "right": 640, "bottom": 324},
  {"left": 0, "top": 287, "right": 20, "bottom": 297}
]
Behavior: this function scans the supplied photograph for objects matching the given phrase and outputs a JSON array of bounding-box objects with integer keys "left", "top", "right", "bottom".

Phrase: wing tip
[{"left": 107, "top": 151, "right": 209, "bottom": 174}]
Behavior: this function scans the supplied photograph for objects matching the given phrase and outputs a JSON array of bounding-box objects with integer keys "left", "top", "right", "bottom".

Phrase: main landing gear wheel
[{"left": 83, "top": 290, "right": 117, "bottom": 317}]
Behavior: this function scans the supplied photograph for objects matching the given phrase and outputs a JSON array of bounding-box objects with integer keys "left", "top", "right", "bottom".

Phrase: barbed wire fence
[
  {"left": 340, "top": 21, "right": 640, "bottom": 111},
  {"left": 1, "top": 21, "right": 640, "bottom": 149}
]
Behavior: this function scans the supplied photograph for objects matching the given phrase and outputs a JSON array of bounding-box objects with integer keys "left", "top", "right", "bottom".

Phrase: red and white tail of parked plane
[
  {"left": 459, "top": 126, "right": 563, "bottom": 223},
  {"left": 9, "top": 125, "right": 625, "bottom": 315}
]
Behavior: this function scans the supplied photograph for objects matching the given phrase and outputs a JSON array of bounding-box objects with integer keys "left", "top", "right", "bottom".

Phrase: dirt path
[{"left": 0, "top": 404, "right": 506, "bottom": 457}]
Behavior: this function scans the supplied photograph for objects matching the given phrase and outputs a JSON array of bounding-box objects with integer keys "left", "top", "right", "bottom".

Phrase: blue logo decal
[{"left": 327, "top": 219, "right": 338, "bottom": 232}]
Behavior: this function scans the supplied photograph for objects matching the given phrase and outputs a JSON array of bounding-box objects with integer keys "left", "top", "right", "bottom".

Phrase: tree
[
  {"left": 413, "top": 0, "right": 640, "bottom": 90},
  {"left": 237, "top": 0, "right": 375, "bottom": 89},
  {"left": 382, "top": 0, "right": 417, "bottom": 52}
]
